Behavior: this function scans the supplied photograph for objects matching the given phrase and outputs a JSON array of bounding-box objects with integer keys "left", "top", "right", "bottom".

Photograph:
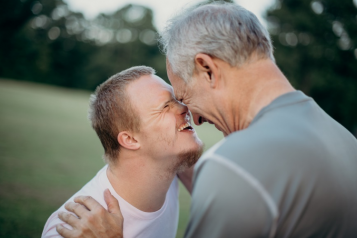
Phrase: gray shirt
[{"left": 186, "top": 91, "right": 357, "bottom": 238}]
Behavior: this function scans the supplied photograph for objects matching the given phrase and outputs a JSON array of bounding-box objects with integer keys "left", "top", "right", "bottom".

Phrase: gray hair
[
  {"left": 159, "top": 1, "right": 274, "bottom": 82},
  {"left": 88, "top": 66, "right": 155, "bottom": 164}
]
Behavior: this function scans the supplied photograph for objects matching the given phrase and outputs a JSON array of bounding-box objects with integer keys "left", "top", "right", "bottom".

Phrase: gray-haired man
[{"left": 58, "top": 2, "right": 357, "bottom": 238}]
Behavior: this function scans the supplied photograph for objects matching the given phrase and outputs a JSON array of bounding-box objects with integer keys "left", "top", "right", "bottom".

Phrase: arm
[
  {"left": 177, "top": 166, "right": 194, "bottom": 194},
  {"left": 56, "top": 189, "right": 124, "bottom": 238},
  {"left": 184, "top": 159, "right": 275, "bottom": 238}
]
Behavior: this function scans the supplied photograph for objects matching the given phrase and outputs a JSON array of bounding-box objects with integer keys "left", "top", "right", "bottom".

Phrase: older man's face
[
  {"left": 166, "top": 61, "right": 224, "bottom": 134},
  {"left": 126, "top": 74, "right": 203, "bottom": 172}
]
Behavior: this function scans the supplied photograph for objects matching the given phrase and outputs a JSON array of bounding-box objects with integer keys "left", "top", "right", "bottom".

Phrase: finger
[
  {"left": 56, "top": 224, "right": 74, "bottom": 238},
  {"left": 58, "top": 212, "right": 79, "bottom": 228},
  {"left": 104, "top": 189, "right": 121, "bottom": 214},
  {"left": 74, "top": 195, "right": 102, "bottom": 211},
  {"left": 65, "top": 202, "right": 89, "bottom": 218}
]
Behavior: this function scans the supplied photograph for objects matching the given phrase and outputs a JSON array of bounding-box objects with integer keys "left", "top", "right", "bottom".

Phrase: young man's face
[{"left": 126, "top": 74, "right": 203, "bottom": 172}]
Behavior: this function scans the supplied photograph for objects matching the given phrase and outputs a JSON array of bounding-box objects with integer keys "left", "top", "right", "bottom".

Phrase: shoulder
[
  {"left": 71, "top": 165, "right": 109, "bottom": 206},
  {"left": 188, "top": 158, "right": 277, "bottom": 237},
  {"left": 42, "top": 166, "right": 108, "bottom": 237},
  {"left": 196, "top": 127, "right": 323, "bottom": 197},
  {"left": 194, "top": 155, "right": 278, "bottom": 219},
  {"left": 213, "top": 120, "right": 321, "bottom": 168},
  {"left": 42, "top": 210, "right": 72, "bottom": 238}
]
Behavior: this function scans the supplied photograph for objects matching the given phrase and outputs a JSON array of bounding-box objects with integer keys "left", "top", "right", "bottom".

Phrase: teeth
[{"left": 178, "top": 122, "right": 191, "bottom": 132}]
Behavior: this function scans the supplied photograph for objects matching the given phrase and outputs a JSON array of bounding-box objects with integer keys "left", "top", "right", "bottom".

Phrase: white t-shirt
[{"left": 42, "top": 165, "right": 179, "bottom": 238}]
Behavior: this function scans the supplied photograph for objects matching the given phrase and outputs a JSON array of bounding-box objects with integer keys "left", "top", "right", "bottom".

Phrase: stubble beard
[
  {"left": 172, "top": 142, "right": 204, "bottom": 173},
  {"left": 153, "top": 131, "right": 203, "bottom": 179}
]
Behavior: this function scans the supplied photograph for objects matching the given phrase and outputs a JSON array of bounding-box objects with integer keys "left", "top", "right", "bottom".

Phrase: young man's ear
[
  {"left": 194, "top": 53, "right": 220, "bottom": 88},
  {"left": 117, "top": 131, "right": 140, "bottom": 150}
]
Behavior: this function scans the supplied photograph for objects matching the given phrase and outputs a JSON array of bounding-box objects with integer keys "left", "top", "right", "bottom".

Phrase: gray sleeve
[{"left": 184, "top": 159, "right": 274, "bottom": 238}]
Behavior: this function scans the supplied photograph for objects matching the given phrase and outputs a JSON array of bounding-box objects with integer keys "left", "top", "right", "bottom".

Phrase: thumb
[{"left": 104, "top": 189, "right": 121, "bottom": 214}]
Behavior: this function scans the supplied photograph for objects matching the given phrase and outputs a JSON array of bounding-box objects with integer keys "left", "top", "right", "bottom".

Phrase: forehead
[
  {"left": 126, "top": 74, "right": 173, "bottom": 109},
  {"left": 166, "top": 65, "right": 188, "bottom": 98}
]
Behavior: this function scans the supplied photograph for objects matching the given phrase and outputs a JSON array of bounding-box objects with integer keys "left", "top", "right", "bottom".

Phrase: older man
[
  {"left": 58, "top": 2, "right": 357, "bottom": 238},
  {"left": 44, "top": 66, "right": 203, "bottom": 238}
]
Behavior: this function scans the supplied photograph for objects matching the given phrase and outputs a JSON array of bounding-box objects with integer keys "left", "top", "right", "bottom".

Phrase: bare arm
[{"left": 177, "top": 166, "right": 194, "bottom": 194}]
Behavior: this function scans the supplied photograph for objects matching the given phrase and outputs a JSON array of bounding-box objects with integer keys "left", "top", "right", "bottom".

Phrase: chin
[{"left": 174, "top": 142, "right": 204, "bottom": 172}]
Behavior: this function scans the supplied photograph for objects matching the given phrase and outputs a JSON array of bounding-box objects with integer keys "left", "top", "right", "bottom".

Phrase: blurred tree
[
  {"left": 0, "top": 0, "right": 37, "bottom": 36},
  {"left": 0, "top": 0, "right": 44, "bottom": 80},
  {"left": 266, "top": 0, "right": 357, "bottom": 135},
  {"left": 0, "top": 0, "right": 166, "bottom": 90},
  {"left": 0, "top": 0, "right": 90, "bottom": 85},
  {"left": 80, "top": 4, "right": 167, "bottom": 90}
]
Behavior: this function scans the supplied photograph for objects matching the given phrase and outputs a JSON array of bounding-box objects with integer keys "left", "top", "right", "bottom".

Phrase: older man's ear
[
  {"left": 194, "top": 53, "right": 222, "bottom": 89},
  {"left": 117, "top": 131, "right": 140, "bottom": 150}
]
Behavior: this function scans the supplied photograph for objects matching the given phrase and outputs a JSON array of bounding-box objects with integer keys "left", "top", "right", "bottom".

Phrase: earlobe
[{"left": 117, "top": 131, "right": 140, "bottom": 150}]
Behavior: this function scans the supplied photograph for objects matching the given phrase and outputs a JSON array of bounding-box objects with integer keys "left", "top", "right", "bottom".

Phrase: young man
[{"left": 42, "top": 66, "right": 203, "bottom": 238}]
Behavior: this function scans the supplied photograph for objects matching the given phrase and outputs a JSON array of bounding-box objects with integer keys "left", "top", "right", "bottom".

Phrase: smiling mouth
[{"left": 178, "top": 122, "right": 194, "bottom": 132}]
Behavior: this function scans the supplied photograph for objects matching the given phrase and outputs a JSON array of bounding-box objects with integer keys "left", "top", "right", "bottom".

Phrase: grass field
[{"left": 0, "top": 79, "right": 223, "bottom": 238}]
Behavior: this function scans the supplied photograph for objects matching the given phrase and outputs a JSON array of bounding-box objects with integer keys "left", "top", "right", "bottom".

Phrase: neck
[
  {"left": 106, "top": 152, "right": 175, "bottom": 212},
  {"left": 219, "top": 58, "right": 295, "bottom": 134}
]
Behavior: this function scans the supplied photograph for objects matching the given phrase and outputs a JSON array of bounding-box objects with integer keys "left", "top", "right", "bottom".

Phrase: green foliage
[
  {"left": 266, "top": 0, "right": 357, "bottom": 135},
  {"left": 0, "top": 0, "right": 167, "bottom": 90},
  {"left": 0, "top": 79, "right": 105, "bottom": 237}
]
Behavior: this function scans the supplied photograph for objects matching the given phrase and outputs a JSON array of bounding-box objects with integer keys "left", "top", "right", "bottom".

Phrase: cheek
[
  {"left": 185, "top": 95, "right": 201, "bottom": 113},
  {"left": 187, "top": 103, "right": 201, "bottom": 118},
  {"left": 191, "top": 98, "right": 208, "bottom": 115},
  {"left": 161, "top": 114, "right": 177, "bottom": 136},
  {"left": 151, "top": 114, "right": 177, "bottom": 144}
]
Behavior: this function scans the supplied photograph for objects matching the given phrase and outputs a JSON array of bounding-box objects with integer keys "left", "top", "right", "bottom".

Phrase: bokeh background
[{"left": 0, "top": 0, "right": 356, "bottom": 237}]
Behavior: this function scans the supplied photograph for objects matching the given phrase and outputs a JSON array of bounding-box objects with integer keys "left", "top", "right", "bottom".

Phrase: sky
[{"left": 63, "top": 0, "right": 276, "bottom": 32}]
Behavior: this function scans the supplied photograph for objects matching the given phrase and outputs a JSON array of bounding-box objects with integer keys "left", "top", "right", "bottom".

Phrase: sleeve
[
  {"left": 42, "top": 211, "right": 73, "bottom": 238},
  {"left": 184, "top": 159, "right": 275, "bottom": 238}
]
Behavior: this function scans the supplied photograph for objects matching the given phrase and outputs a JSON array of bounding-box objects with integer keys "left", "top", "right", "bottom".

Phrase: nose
[{"left": 175, "top": 101, "right": 188, "bottom": 117}]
